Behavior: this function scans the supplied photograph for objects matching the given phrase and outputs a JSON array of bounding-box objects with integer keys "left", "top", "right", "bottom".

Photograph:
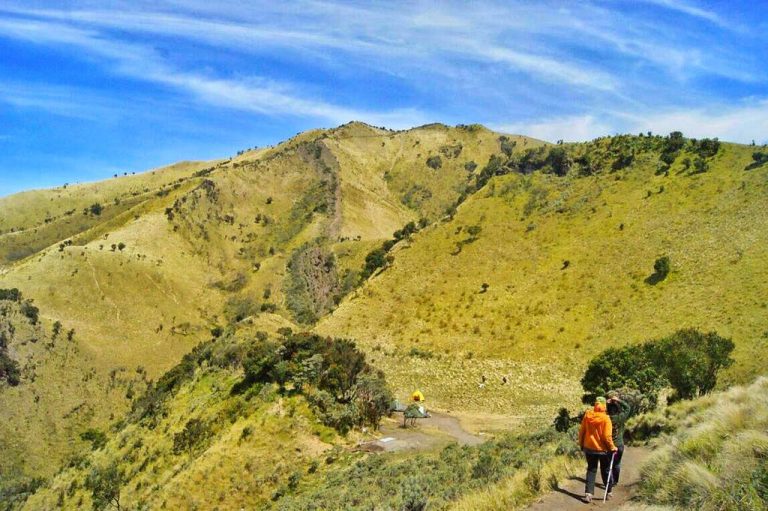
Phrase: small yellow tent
[{"left": 411, "top": 390, "right": 425, "bottom": 402}]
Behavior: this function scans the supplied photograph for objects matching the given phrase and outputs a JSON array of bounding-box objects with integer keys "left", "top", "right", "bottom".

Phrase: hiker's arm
[
  {"left": 619, "top": 399, "right": 632, "bottom": 420},
  {"left": 578, "top": 416, "right": 586, "bottom": 448},
  {"left": 604, "top": 418, "right": 617, "bottom": 451}
]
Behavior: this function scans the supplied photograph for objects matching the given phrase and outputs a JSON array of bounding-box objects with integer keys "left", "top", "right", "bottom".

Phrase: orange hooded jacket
[{"left": 578, "top": 403, "right": 617, "bottom": 453}]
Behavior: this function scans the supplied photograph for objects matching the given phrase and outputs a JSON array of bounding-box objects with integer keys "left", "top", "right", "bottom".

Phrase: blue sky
[{"left": 0, "top": 0, "right": 766, "bottom": 197}]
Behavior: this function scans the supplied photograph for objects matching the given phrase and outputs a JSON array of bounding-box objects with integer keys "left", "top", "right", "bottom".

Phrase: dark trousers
[
  {"left": 584, "top": 450, "right": 613, "bottom": 495},
  {"left": 611, "top": 445, "right": 625, "bottom": 486}
]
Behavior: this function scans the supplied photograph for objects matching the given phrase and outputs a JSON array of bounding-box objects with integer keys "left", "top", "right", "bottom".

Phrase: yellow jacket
[{"left": 578, "top": 405, "right": 617, "bottom": 453}]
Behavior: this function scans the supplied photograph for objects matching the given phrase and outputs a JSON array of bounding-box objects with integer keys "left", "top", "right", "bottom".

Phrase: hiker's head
[
  {"left": 594, "top": 396, "right": 607, "bottom": 412},
  {"left": 607, "top": 402, "right": 620, "bottom": 415}
]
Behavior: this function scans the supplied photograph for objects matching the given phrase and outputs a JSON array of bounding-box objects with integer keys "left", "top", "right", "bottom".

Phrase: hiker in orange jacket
[{"left": 578, "top": 396, "right": 618, "bottom": 503}]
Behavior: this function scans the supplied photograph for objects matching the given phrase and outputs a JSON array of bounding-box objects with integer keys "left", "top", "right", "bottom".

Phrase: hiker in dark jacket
[{"left": 606, "top": 391, "right": 632, "bottom": 495}]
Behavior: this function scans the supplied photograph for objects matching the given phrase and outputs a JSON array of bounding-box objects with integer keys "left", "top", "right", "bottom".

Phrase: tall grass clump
[{"left": 634, "top": 377, "right": 768, "bottom": 511}]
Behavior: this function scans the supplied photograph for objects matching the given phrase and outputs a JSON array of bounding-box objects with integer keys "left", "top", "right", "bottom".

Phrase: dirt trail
[
  {"left": 527, "top": 446, "right": 652, "bottom": 510},
  {"left": 360, "top": 411, "right": 483, "bottom": 452}
]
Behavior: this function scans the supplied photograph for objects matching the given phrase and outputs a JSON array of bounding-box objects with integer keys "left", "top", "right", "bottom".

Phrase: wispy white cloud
[
  {"left": 0, "top": 0, "right": 765, "bottom": 144},
  {"left": 495, "top": 99, "right": 768, "bottom": 144},
  {"left": 0, "top": 80, "right": 117, "bottom": 120},
  {"left": 0, "top": 16, "right": 426, "bottom": 127},
  {"left": 639, "top": 0, "right": 728, "bottom": 27},
  {"left": 619, "top": 100, "right": 768, "bottom": 144},
  {"left": 494, "top": 115, "right": 615, "bottom": 142}
]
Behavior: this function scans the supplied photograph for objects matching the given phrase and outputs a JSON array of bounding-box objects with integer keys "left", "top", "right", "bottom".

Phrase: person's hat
[
  {"left": 607, "top": 390, "right": 619, "bottom": 399},
  {"left": 595, "top": 396, "right": 607, "bottom": 405}
]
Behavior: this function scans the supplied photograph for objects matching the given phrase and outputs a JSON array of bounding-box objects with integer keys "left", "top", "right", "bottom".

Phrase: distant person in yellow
[
  {"left": 411, "top": 390, "right": 426, "bottom": 416},
  {"left": 578, "top": 396, "right": 618, "bottom": 503}
]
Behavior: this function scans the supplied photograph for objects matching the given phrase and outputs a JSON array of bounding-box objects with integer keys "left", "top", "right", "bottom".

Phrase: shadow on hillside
[{"left": 644, "top": 272, "right": 666, "bottom": 285}]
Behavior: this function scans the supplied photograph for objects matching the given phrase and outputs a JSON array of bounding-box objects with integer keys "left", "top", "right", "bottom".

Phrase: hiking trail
[
  {"left": 527, "top": 446, "right": 652, "bottom": 510},
  {"left": 358, "top": 411, "right": 483, "bottom": 452}
]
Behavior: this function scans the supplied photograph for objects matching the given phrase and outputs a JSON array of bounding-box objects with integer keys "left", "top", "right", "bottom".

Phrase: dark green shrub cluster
[
  {"left": 645, "top": 255, "right": 670, "bottom": 284},
  {"left": 745, "top": 151, "right": 768, "bottom": 170},
  {"left": 172, "top": 418, "right": 211, "bottom": 455},
  {"left": 690, "top": 137, "right": 720, "bottom": 159},
  {"left": 499, "top": 136, "right": 517, "bottom": 157},
  {"left": 19, "top": 300, "right": 39, "bottom": 325},
  {"left": 0, "top": 477, "right": 46, "bottom": 511},
  {"left": 426, "top": 155, "right": 443, "bottom": 169},
  {"left": 233, "top": 332, "right": 391, "bottom": 433},
  {"left": 80, "top": 428, "right": 108, "bottom": 450},
  {"left": 360, "top": 221, "right": 420, "bottom": 281},
  {"left": 581, "top": 328, "right": 734, "bottom": 406},
  {"left": 0, "top": 288, "right": 22, "bottom": 302},
  {"left": 0, "top": 331, "right": 20, "bottom": 386}
]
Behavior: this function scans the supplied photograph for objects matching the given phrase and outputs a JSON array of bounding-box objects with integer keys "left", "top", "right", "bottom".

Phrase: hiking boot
[
  {"left": 584, "top": 493, "right": 592, "bottom": 503},
  {"left": 607, "top": 492, "right": 613, "bottom": 500}
]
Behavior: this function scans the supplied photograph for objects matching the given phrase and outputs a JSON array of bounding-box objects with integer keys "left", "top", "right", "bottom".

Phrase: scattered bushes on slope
[{"left": 131, "top": 330, "right": 391, "bottom": 434}]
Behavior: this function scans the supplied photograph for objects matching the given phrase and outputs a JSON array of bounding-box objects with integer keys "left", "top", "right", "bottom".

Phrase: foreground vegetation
[{"left": 626, "top": 377, "right": 768, "bottom": 511}]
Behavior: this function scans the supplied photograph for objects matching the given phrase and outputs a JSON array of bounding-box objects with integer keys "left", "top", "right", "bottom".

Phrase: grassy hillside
[
  {"left": 1, "top": 123, "right": 767, "bottom": 509},
  {"left": 317, "top": 135, "right": 768, "bottom": 423},
  {"left": 0, "top": 122, "right": 534, "bottom": 503},
  {"left": 0, "top": 160, "right": 221, "bottom": 264}
]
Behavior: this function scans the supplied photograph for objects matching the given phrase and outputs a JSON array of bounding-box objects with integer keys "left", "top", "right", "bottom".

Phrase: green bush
[
  {"left": 582, "top": 329, "right": 734, "bottom": 407},
  {"left": 80, "top": 429, "right": 108, "bottom": 450},
  {"left": 746, "top": 151, "right": 768, "bottom": 170},
  {"left": 426, "top": 155, "right": 442, "bottom": 169},
  {"left": 0, "top": 288, "right": 22, "bottom": 302}
]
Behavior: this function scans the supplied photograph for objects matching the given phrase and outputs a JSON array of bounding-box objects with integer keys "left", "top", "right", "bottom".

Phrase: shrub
[
  {"left": 85, "top": 463, "right": 123, "bottom": 511},
  {"left": 88, "top": 203, "right": 103, "bottom": 216},
  {"left": 746, "top": 151, "right": 768, "bottom": 170},
  {"left": 0, "top": 351, "right": 20, "bottom": 386},
  {"left": 582, "top": 329, "right": 734, "bottom": 407},
  {"left": 645, "top": 256, "right": 670, "bottom": 284},
  {"left": 553, "top": 407, "right": 571, "bottom": 432},
  {"left": 0, "top": 288, "right": 22, "bottom": 302},
  {"left": 173, "top": 418, "right": 211, "bottom": 455},
  {"left": 499, "top": 136, "right": 517, "bottom": 157},
  {"left": 360, "top": 248, "right": 388, "bottom": 280},
  {"left": 426, "top": 155, "right": 442, "bottom": 169},
  {"left": 20, "top": 300, "right": 39, "bottom": 324},
  {"left": 656, "top": 329, "right": 734, "bottom": 401},
  {"left": 80, "top": 429, "right": 107, "bottom": 450}
]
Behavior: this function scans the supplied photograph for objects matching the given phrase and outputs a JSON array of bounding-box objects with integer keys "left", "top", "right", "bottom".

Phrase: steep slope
[
  {"left": 0, "top": 160, "right": 221, "bottom": 264},
  {"left": 0, "top": 122, "right": 531, "bottom": 499},
  {"left": 317, "top": 136, "right": 768, "bottom": 423}
]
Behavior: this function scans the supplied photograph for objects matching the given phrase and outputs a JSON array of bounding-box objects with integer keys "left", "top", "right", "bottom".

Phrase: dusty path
[
  {"left": 527, "top": 446, "right": 651, "bottom": 510},
  {"left": 360, "top": 411, "right": 483, "bottom": 452}
]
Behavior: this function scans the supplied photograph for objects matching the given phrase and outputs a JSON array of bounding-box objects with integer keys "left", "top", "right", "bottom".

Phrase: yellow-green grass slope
[
  {"left": 316, "top": 140, "right": 768, "bottom": 428},
  {"left": 621, "top": 376, "right": 768, "bottom": 511},
  {"left": 0, "top": 122, "right": 525, "bottom": 491}
]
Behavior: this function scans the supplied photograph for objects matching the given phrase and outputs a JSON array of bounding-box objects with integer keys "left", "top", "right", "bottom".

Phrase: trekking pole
[{"left": 603, "top": 451, "right": 616, "bottom": 503}]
